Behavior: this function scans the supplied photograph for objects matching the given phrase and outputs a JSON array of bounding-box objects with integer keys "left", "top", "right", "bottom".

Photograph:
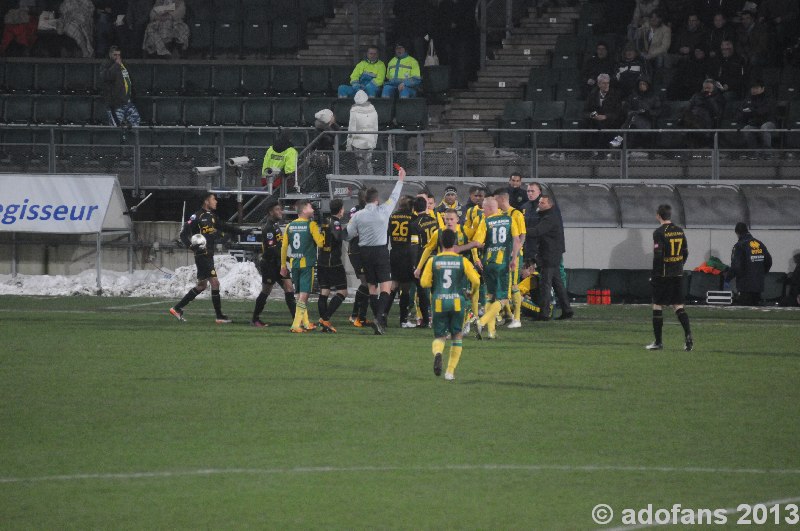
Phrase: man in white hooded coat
[{"left": 346, "top": 90, "right": 379, "bottom": 175}]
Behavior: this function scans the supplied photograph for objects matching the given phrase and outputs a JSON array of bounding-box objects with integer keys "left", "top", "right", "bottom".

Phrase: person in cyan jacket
[{"left": 726, "top": 222, "right": 772, "bottom": 306}]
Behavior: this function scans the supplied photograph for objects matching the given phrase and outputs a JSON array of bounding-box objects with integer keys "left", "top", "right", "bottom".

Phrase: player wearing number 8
[
  {"left": 420, "top": 229, "right": 481, "bottom": 380},
  {"left": 281, "top": 200, "right": 325, "bottom": 333}
]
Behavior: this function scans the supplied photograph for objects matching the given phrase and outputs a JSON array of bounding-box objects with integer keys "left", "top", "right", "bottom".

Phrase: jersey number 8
[{"left": 293, "top": 233, "right": 302, "bottom": 249}]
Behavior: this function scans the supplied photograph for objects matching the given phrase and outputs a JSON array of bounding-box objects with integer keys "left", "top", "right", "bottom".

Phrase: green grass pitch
[{"left": 1, "top": 295, "right": 799, "bottom": 529}]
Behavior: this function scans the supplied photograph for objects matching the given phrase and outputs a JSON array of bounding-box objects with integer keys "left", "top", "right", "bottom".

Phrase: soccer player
[
  {"left": 347, "top": 190, "right": 371, "bottom": 327},
  {"left": 170, "top": 192, "right": 250, "bottom": 323},
  {"left": 495, "top": 190, "right": 527, "bottom": 328},
  {"left": 462, "top": 186, "right": 486, "bottom": 318},
  {"left": 648, "top": 204, "right": 693, "bottom": 351},
  {"left": 420, "top": 229, "right": 480, "bottom": 380},
  {"left": 409, "top": 195, "right": 440, "bottom": 328},
  {"left": 317, "top": 199, "right": 348, "bottom": 332},
  {"left": 417, "top": 190, "right": 444, "bottom": 228},
  {"left": 414, "top": 209, "right": 476, "bottom": 277},
  {"left": 387, "top": 195, "right": 417, "bottom": 327},
  {"left": 469, "top": 196, "right": 521, "bottom": 339},
  {"left": 434, "top": 185, "right": 464, "bottom": 220},
  {"left": 251, "top": 198, "right": 297, "bottom": 327},
  {"left": 280, "top": 199, "right": 325, "bottom": 333}
]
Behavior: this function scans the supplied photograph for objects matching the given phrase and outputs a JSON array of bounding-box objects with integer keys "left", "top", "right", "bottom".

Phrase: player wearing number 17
[
  {"left": 281, "top": 200, "right": 325, "bottom": 333},
  {"left": 420, "top": 229, "right": 480, "bottom": 380}
]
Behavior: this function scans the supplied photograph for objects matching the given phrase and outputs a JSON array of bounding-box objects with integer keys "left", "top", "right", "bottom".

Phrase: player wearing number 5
[
  {"left": 281, "top": 200, "right": 325, "bottom": 333},
  {"left": 467, "top": 196, "right": 521, "bottom": 339},
  {"left": 647, "top": 204, "right": 693, "bottom": 351},
  {"left": 420, "top": 229, "right": 480, "bottom": 380}
]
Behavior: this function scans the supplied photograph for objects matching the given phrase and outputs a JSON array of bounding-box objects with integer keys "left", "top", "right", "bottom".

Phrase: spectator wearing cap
[
  {"left": 737, "top": 79, "right": 776, "bottom": 152},
  {"left": 435, "top": 185, "right": 463, "bottom": 220},
  {"left": 346, "top": 90, "right": 379, "bottom": 175},
  {"left": 710, "top": 39, "right": 746, "bottom": 101},
  {"left": 615, "top": 42, "right": 649, "bottom": 98},
  {"left": 672, "top": 13, "right": 707, "bottom": 56},
  {"left": 736, "top": 9, "right": 771, "bottom": 67},
  {"left": 338, "top": 46, "right": 386, "bottom": 99},
  {"left": 382, "top": 42, "right": 422, "bottom": 99},
  {"left": 307, "top": 108, "right": 342, "bottom": 191},
  {"left": 580, "top": 41, "right": 615, "bottom": 99},
  {"left": 314, "top": 108, "right": 341, "bottom": 151},
  {"left": 635, "top": 11, "right": 672, "bottom": 68}
]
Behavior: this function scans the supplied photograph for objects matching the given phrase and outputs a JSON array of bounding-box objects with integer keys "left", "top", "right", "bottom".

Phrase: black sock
[
  {"left": 385, "top": 288, "right": 398, "bottom": 318},
  {"left": 378, "top": 291, "right": 391, "bottom": 324},
  {"left": 357, "top": 285, "right": 369, "bottom": 320},
  {"left": 327, "top": 293, "right": 345, "bottom": 320},
  {"left": 369, "top": 294, "right": 379, "bottom": 320},
  {"left": 318, "top": 294, "right": 329, "bottom": 321},
  {"left": 350, "top": 292, "right": 360, "bottom": 318},
  {"left": 285, "top": 291, "right": 296, "bottom": 318},
  {"left": 676, "top": 308, "right": 691, "bottom": 336},
  {"left": 417, "top": 286, "right": 430, "bottom": 324},
  {"left": 399, "top": 289, "right": 410, "bottom": 323},
  {"left": 253, "top": 291, "right": 268, "bottom": 321},
  {"left": 652, "top": 309, "right": 663, "bottom": 344},
  {"left": 175, "top": 287, "right": 201, "bottom": 310},
  {"left": 211, "top": 289, "right": 223, "bottom": 317}
]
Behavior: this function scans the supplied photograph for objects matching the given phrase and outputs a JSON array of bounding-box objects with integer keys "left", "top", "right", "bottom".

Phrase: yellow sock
[
  {"left": 432, "top": 338, "right": 446, "bottom": 356},
  {"left": 479, "top": 300, "right": 502, "bottom": 326},
  {"left": 512, "top": 290, "right": 522, "bottom": 321},
  {"left": 471, "top": 289, "right": 480, "bottom": 316},
  {"left": 292, "top": 301, "right": 306, "bottom": 329},
  {"left": 446, "top": 341, "right": 463, "bottom": 375}
]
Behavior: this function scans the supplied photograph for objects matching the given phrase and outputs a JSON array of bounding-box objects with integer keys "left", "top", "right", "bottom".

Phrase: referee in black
[
  {"left": 647, "top": 204, "right": 693, "bottom": 352},
  {"left": 345, "top": 166, "right": 406, "bottom": 334}
]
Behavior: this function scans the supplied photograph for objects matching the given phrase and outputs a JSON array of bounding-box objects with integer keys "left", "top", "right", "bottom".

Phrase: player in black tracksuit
[
  {"left": 250, "top": 198, "right": 297, "bottom": 327},
  {"left": 317, "top": 199, "right": 348, "bottom": 332},
  {"left": 647, "top": 204, "right": 693, "bottom": 351},
  {"left": 409, "top": 196, "right": 440, "bottom": 327},
  {"left": 170, "top": 192, "right": 251, "bottom": 323},
  {"left": 386, "top": 196, "right": 417, "bottom": 326},
  {"left": 348, "top": 191, "right": 371, "bottom": 326}
]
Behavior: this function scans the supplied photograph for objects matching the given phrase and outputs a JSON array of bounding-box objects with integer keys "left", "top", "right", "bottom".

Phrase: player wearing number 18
[
  {"left": 647, "top": 204, "right": 693, "bottom": 351},
  {"left": 420, "top": 229, "right": 480, "bottom": 380},
  {"left": 281, "top": 200, "right": 325, "bottom": 333}
]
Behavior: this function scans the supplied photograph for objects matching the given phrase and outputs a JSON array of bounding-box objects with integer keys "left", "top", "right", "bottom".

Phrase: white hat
[
  {"left": 314, "top": 108, "right": 333, "bottom": 124},
  {"left": 354, "top": 90, "right": 369, "bottom": 105}
]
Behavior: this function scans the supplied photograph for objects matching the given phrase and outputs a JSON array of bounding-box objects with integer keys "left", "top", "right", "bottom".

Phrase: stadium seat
[
  {"left": 91, "top": 96, "right": 109, "bottom": 124},
  {"left": 184, "top": 97, "right": 213, "bottom": 126},
  {"left": 63, "top": 63, "right": 96, "bottom": 95},
  {"left": 126, "top": 63, "right": 153, "bottom": 96},
  {"left": 531, "top": 100, "right": 564, "bottom": 148},
  {"left": 241, "top": 65, "right": 271, "bottom": 95},
  {"left": 4, "top": 62, "right": 35, "bottom": 93},
  {"left": 243, "top": 98, "right": 272, "bottom": 125},
  {"left": 187, "top": 19, "right": 213, "bottom": 54},
  {"left": 526, "top": 68, "right": 557, "bottom": 101},
  {"left": 35, "top": 63, "right": 64, "bottom": 94},
  {"left": 213, "top": 0, "right": 240, "bottom": 21},
  {"left": 302, "top": 66, "right": 331, "bottom": 96},
  {"left": 302, "top": 96, "right": 335, "bottom": 125},
  {"left": 242, "top": 22, "right": 270, "bottom": 56},
  {"left": 213, "top": 21, "right": 242, "bottom": 56},
  {"left": 497, "top": 100, "right": 533, "bottom": 148},
  {"left": 566, "top": 269, "right": 601, "bottom": 302},
  {"left": 300, "top": 0, "right": 334, "bottom": 19},
  {"left": 154, "top": 97, "right": 184, "bottom": 125},
  {"left": 3, "top": 95, "right": 34, "bottom": 123},
  {"left": 370, "top": 98, "right": 394, "bottom": 129},
  {"left": 184, "top": 65, "right": 212, "bottom": 95},
  {"left": 761, "top": 272, "right": 787, "bottom": 303},
  {"left": 556, "top": 83, "right": 581, "bottom": 101},
  {"left": 272, "top": 97, "right": 302, "bottom": 126},
  {"left": 213, "top": 97, "right": 243, "bottom": 125},
  {"left": 777, "top": 84, "right": 798, "bottom": 101},
  {"left": 62, "top": 95, "right": 93, "bottom": 125},
  {"left": 271, "top": 0, "right": 301, "bottom": 20},
  {"left": 242, "top": 0, "right": 271, "bottom": 21},
  {"left": 626, "top": 270, "right": 653, "bottom": 303},
  {"left": 328, "top": 65, "right": 352, "bottom": 92},
  {"left": 332, "top": 98, "right": 351, "bottom": 126},
  {"left": 152, "top": 64, "right": 183, "bottom": 95},
  {"left": 135, "top": 96, "right": 154, "bottom": 125},
  {"left": 270, "top": 21, "right": 302, "bottom": 54},
  {"left": 598, "top": 269, "right": 630, "bottom": 303},
  {"left": 688, "top": 271, "right": 723, "bottom": 302},
  {"left": 394, "top": 98, "right": 428, "bottom": 129},
  {"left": 212, "top": 65, "right": 242, "bottom": 95},
  {"left": 422, "top": 65, "right": 451, "bottom": 103},
  {"left": 271, "top": 66, "right": 301, "bottom": 96},
  {"left": 34, "top": 95, "right": 63, "bottom": 124}
]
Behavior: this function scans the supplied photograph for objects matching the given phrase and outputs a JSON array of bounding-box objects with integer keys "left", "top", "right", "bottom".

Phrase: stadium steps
[{"left": 427, "top": 3, "right": 579, "bottom": 149}]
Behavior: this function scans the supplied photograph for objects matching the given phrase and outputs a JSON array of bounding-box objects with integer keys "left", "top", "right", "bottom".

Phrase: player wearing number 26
[{"left": 281, "top": 200, "right": 325, "bottom": 332}]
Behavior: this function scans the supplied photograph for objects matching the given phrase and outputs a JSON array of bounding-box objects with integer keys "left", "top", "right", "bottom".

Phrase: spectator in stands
[
  {"left": 338, "top": 46, "right": 386, "bottom": 99},
  {"left": 711, "top": 39, "right": 746, "bottom": 101},
  {"left": 313, "top": 108, "right": 340, "bottom": 151},
  {"left": 698, "top": 0, "right": 744, "bottom": 26},
  {"left": 737, "top": 79, "right": 776, "bottom": 152},
  {"left": 707, "top": 12, "right": 736, "bottom": 58},
  {"left": 580, "top": 41, "right": 614, "bottom": 99},
  {"left": 57, "top": 0, "right": 95, "bottom": 57},
  {"left": 308, "top": 108, "right": 341, "bottom": 190},
  {"left": 672, "top": 13, "right": 707, "bottom": 56},
  {"left": 583, "top": 73, "right": 623, "bottom": 149},
  {"left": 142, "top": 0, "right": 188, "bottom": 58},
  {"left": 682, "top": 78, "right": 726, "bottom": 147},
  {"left": 615, "top": 42, "right": 649, "bottom": 98},
  {"left": 726, "top": 222, "right": 772, "bottom": 306},
  {"left": 758, "top": 0, "right": 799, "bottom": 51},
  {"left": 662, "top": 0, "right": 694, "bottom": 30},
  {"left": 506, "top": 173, "right": 528, "bottom": 211},
  {"left": 347, "top": 90, "right": 379, "bottom": 175},
  {"left": 123, "top": 0, "right": 152, "bottom": 58},
  {"left": 635, "top": 11, "right": 671, "bottom": 68},
  {"left": 613, "top": 75, "right": 662, "bottom": 149},
  {"left": 736, "top": 9, "right": 771, "bottom": 67},
  {"left": 669, "top": 44, "right": 714, "bottom": 100},
  {"left": 262, "top": 130, "right": 298, "bottom": 193},
  {"left": 629, "top": 0, "right": 660, "bottom": 42},
  {"left": 0, "top": 4, "right": 38, "bottom": 56},
  {"left": 381, "top": 42, "right": 422, "bottom": 99},
  {"left": 101, "top": 45, "right": 141, "bottom": 127}
]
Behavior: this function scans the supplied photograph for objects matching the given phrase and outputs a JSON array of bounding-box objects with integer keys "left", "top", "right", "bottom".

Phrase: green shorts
[
  {"left": 291, "top": 266, "right": 314, "bottom": 294},
  {"left": 484, "top": 262, "right": 510, "bottom": 300},
  {"left": 432, "top": 307, "right": 465, "bottom": 338}
]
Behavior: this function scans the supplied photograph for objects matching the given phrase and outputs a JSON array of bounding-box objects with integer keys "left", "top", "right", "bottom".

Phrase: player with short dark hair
[
  {"left": 420, "top": 229, "right": 480, "bottom": 381},
  {"left": 170, "top": 192, "right": 251, "bottom": 323},
  {"left": 648, "top": 204, "right": 693, "bottom": 351},
  {"left": 281, "top": 200, "right": 325, "bottom": 332},
  {"left": 317, "top": 198, "right": 348, "bottom": 332},
  {"left": 409, "top": 195, "right": 440, "bottom": 327},
  {"left": 251, "top": 199, "right": 297, "bottom": 327},
  {"left": 387, "top": 195, "right": 417, "bottom": 327}
]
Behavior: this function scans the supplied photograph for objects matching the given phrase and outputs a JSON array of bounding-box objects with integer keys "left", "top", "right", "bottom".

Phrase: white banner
[{"left": 0, "top": 174, "right": 131, "bottom": 233}]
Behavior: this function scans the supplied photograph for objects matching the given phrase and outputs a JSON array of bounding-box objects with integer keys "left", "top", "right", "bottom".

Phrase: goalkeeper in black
[
  {"left": 170, "top": 192, "right": 251, "bottom": 323},
  {"left": 317, "top": 199, "right": 348, "bottom": 332},
  {"left": 648, "top": 204, "right": 693, "bottom": 352}
]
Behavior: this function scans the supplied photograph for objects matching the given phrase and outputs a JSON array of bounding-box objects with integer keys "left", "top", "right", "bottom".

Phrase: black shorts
[
  {"left": 652, "top": 276, "right": 684, "bottom": 306},
  {"left": 195, "top": 253, "right": 217, "bottom": 280},
  {"left": 348, "top": 253, "right": 366, "bottom": 277},
  {"left": 260, "top": 258, "right": 290, "bottom": 285},
  {"left": 390, "top": 248, "right": 415, "bottom": 283},
  {"left": 317, "top": 264, "right": 348, "bottom": 291},
  {"left": 360, "top": 245, "right": 392, "bottom": 285}
]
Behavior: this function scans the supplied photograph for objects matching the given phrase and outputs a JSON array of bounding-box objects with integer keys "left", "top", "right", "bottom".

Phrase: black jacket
[
  {"left": 506, "top": 186, "right": 527, "bottom": 211},
  {"left": 583, "top": 86, "right": 623, "bottom": 128},
  {"left": 625, "top": 84, "right": 663, "bottom": 125},
  {"left": 711, "top": 53, "right": 746, "bottom": 98},
  {"left": 728, "top": 232, "right": 772, "bottom": 293},
  {"left": 525, "top": 206, "right": 565, "bottom": 267},
  {"left": 521, "top": 197, "right": 540, "bottom": 260},
  {"left": 686, "top": 87, "right": 725, "bottom": 128},
  {"left": 736, "top": 91, "right": 775, "bottom": 127},
  {"left": 100, "top": 59, "right": 132, "bottom": 108}
]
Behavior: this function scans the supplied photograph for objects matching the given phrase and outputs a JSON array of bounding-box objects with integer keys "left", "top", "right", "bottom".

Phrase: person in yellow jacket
[
  {"left": 338, "top": 46, "right": 387, "bottom": 98},
  {"left": 261, "top": 130, "right": 298, "bottom": 193},
  {"left": 381, "top": 42, "right": 421, "bottom": 99}
]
